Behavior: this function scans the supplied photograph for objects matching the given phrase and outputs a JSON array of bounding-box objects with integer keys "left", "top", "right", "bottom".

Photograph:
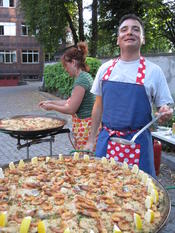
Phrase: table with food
[{"left": 151, "top": 125, "right": 175, "bottom": 146}]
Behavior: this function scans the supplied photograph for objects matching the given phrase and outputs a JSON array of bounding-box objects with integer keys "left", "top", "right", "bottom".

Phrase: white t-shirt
[{"left": 91, "top": 58, "right": 174, "bottom": 107}]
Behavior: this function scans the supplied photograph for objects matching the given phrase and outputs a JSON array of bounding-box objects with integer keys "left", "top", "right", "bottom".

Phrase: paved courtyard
[
  {"left": 0, "top": 81, "right": 174, "bottom": 232},
  {"left": 0, "top": 82, "right": 73, "bottom": 166}
]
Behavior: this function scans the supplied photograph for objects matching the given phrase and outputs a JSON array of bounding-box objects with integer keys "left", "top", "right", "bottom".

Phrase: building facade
[{"left": 0, "top": 0, "right": 43, "bottom": 86}]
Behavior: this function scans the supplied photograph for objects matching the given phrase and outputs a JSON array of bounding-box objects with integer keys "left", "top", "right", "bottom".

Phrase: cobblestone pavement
[
  {"left": 0, "top": 82, "right": 73, "bottom": 166},
  {"left": 0, "top": 82, "right": 175, "bottom": 232}
]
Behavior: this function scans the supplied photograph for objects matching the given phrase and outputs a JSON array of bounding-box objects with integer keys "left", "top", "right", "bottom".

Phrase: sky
[
  {"left": 83, "top": 0, "right": 92, "bottom": 23},
  {"left": 83, "top": 0, "right": 92, "bottom": 34}
]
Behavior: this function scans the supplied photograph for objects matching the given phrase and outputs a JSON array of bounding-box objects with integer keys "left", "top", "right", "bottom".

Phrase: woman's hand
[
  {"left": 155, "top": 105, "right": 173, "bottom": 124},
  {"left": 39, "top": 100, "right": 51, "bottom": 108},
  {"left": 39, "top": 101, "right": 54, "bottom": 111}
]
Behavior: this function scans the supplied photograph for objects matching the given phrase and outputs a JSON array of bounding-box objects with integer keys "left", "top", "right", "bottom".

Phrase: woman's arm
[
  {"left": 39, "top": 86, "right": 85, "bottom": 115},
  {"left": 39, "top": 99, "right": 67, "bottom": 107}
]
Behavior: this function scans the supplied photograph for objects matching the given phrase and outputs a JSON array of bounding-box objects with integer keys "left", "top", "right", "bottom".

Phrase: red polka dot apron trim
[
  {"left": 106, "top": 142, "right": 141, "bottom": 165},
  {"left": 103, "top": 126, "right": 138, "bottom": 137},
  {"left": 102, "top": 56, "right": 146, "bottom": 165}
]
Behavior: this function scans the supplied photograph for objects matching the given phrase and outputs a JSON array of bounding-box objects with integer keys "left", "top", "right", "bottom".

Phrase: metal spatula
[{"left": 110, "top": 113, "right": 164, "bottom": 145}]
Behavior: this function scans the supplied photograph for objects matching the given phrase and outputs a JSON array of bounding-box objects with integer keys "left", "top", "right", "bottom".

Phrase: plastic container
[
  {"left": 153, "top": 140, "right": 162, "bottom": 176},
  {"left": 172, "top": 123, "right": 175, "bottom": 138}
]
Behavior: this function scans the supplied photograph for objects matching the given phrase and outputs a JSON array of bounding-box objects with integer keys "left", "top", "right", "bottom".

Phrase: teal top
[{"left": 73, "top": 71, "right": 95, "bottom": 119}]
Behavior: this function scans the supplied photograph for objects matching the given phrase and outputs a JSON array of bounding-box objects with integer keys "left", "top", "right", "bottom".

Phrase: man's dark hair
[{"left": 118, "top": 14, "right": 144, "bottom": 35}]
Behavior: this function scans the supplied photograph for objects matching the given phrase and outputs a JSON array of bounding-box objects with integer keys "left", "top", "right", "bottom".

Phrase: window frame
[
  {"left": 21, "top": 50, "right": 39, "bottom": 64},
  {"left": 21, "top": 24, "right": 29, "bottom": 36},
  {"left": 0, "top": 25, "right": 4, "bottom": 35},
  {"left": 9, "top": 0, "right": 15, "bottom": 7},
  {"left": 0, "top": 0, "right": 15, "bottom": 7},
  {"left": 0, "top": 22, "right": 16, "bottom": 36},
  {"left": 0, "top": 50, "right": 17, "bottom": 63}
]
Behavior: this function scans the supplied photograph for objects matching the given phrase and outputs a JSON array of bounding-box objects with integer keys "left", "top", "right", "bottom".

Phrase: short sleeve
[
  {"left": 73, "top": 72, "right": 91, "bottom": 91},
  {"left": 91, "top": 60, "right": 113, "bottom": 96}
]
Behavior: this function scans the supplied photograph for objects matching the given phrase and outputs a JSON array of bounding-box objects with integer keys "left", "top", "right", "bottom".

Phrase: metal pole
[
  {"left": 26, "top": 140, "right": 29, "bottom": 159},
  {"left": 50, "top": 137, "right": 52, "bottom": 156}
]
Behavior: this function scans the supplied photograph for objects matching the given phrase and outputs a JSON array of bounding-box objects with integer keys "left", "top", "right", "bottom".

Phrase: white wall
[{"left": 145, "top": 54, "right": 175, "bottom": 98}]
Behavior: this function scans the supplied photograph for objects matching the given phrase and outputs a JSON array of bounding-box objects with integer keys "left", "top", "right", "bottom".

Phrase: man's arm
[{"left": 84, "top": 96, "right": 103, "bottom": 151}]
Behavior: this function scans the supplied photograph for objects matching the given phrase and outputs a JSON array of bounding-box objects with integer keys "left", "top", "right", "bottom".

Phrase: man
[{"left": 85, "top": 14, "right": 174, "bottom": 177}]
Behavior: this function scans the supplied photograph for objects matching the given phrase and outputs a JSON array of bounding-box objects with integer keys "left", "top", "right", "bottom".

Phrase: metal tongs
[{"left": 111, "top": 113, "right": 164, "bottom": 145}]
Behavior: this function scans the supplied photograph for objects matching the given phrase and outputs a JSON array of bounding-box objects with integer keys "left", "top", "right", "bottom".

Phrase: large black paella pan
[{"left": 0, "top": 114, "right": 69, "bottom": 140}]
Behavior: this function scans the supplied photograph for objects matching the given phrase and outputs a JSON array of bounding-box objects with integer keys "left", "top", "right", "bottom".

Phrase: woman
[{"left": 39, "top": 42, "right": 95, "bottom": 150}]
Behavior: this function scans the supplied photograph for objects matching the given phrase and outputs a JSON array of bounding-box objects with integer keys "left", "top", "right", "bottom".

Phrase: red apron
[{"left": 72, "top": 114, "right": 92, "bottom": 150}]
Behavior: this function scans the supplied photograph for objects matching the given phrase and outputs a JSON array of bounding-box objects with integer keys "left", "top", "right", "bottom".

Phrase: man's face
[{"left": 117, "top": 19, "right": 145, "bottom": 50}]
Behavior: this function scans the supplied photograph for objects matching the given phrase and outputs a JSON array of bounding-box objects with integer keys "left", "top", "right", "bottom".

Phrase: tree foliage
[
  {"left": 96, "top": 0, "right": 174, "bottom": 56},
  {"left": 140, "top": 0, "right": 175, "bottom": 52},
  {"left": 20, "top": 0, "right": 175, "bottom": 57},
  {"left": 89, "top": 0, "right": 98, "bottom": 57},
  {"left": 20, "top": 0, "right": 78, "bottom": 54}
]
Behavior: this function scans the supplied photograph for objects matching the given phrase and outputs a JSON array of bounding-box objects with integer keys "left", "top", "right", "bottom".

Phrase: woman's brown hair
[{"left": 61, "top": 41, "right": 89, "bottom": 72}]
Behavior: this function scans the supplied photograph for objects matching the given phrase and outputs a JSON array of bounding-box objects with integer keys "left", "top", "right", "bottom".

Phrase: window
[
  {"left": 23, "top": 75, "right": 39, "bottom": 80},
  {"left": 0, "top": 25, "right": 4, "bottom": 35},
  {"left": 45, "top": 53, "right": 51, "bottom": 62},
  {"left": 9, "top": 0, "right": 14, "bottom": 7},
  {"left": 0, "top": 50, "right": 17, "bottom": 63},
  {"left": 22, "top": 50, "right": 39, "bottom": 63},
  {"left": 21, "top": 24, "right": 29, "bottom": 36},
  {"left": 0, "top": 0, "right": 15, "bottom": 7},
  {"left": 0, "top": 22, "right": 16, "bottom": 36}
]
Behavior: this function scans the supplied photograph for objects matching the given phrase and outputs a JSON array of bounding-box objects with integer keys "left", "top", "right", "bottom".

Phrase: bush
[
  {"left": 43, "top": 57, "right": 102, "bottom": 98},
  {"left": 86, "top": 57, "right": 102, "bottom": 78}
]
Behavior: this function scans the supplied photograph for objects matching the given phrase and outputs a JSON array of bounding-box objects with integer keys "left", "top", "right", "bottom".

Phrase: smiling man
[{"left": 85, "top": 14, "right": 174, "bottom": 177}]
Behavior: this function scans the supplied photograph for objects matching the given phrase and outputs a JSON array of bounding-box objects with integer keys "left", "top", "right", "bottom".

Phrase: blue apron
[{"left": 96, "top": 58, "right": 156, "bottom": 177}]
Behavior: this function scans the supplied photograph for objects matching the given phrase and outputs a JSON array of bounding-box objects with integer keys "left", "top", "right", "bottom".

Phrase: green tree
[
  {"left": 97, "top": 0, "right": 144, "bottom": 56},
  {"left": 20, "top": 0, "right": 175, "bottom": 57},
  {"left": 20, "top": 0, "right": 79, "bottom": 54},
  {"left": 89, "top": 0, "right": 98, "bottom": 57},
  {"left": 95, "top": 0, "right": 174, "bottom": 56},
  {"left": 140, "top": 0, "right": 175, "bottom": 52},
  {"left": 77, "top": 0, "right": 85, "bottom": 41}
]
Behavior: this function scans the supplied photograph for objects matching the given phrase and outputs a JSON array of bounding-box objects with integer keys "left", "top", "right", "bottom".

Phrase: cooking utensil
[{"left": 111, "top": 113, "right": 164, "bottom": 145}]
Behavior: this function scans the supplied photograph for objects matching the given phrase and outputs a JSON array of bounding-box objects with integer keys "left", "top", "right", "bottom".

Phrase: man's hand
[{"left": 155, "top": 105, "right": 173, "bottom": 124}]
